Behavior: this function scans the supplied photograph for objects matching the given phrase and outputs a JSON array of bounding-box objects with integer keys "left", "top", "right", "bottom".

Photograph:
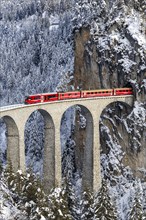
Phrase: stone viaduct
[{"left": 0, "top": 95, "right": 133, "bottom": 193}]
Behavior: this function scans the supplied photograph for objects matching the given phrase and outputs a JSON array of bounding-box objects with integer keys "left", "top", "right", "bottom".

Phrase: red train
[{"left": 24, "top": 88, "right": 133, "bottom": 104}]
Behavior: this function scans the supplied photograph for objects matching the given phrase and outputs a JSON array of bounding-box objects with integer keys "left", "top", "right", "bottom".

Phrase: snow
[
  {"left": 40, "top": 215, "right": 46, "bottom": 220},
  {"left": 128, "top": 101, "right": 146, "bottom": 126},
  {"left": 141, "top": 79, "right": 146, "bottom": 90},
  {"left": 1, "top": 206, "right": 11, "bottom": 219},
  {"left": 49, "top": 14, "right": 59, "bottom": 31},
  {"left": 98, "top": 37, "right": 110, "bottom": 51},
  {"left": 0, "top": 180, "right": 22, "bottom": 220},
  {"left": 58, "top": 209, "right": 63, "bottom": 216},
  {"left": 125, "top": 12, "right": 146, "bottom": 49},
  {"left": 118, "top": 55, "right": 137, "bottom": 73}
]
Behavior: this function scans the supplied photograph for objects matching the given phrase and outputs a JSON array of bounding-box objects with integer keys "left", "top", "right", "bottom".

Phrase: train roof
[
  {"left": 82, "top": 89, "right": 113, "bottom": 92},
  {"left": 114, "top": 87, "right": 132, "bottom": 90},
  {"left": 41, "top": 92, "right": 57, "bottom": 95},
  {"left": 27, "top": 88, "right": 132, "bottom": 97},
  {"left": 58, "top": 91, "right": 80, "bottom": 93},
  {"left": 28, "top": 92, "right": 57, "bottom": 97}
]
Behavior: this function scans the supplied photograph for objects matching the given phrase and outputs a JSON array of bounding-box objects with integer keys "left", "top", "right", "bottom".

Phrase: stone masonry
[{"left": 0, "top": 95, "right": 133, "bottom": 193}]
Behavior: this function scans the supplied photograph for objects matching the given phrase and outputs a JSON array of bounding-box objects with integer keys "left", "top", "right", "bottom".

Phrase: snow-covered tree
[
  {"left": 128, "top": 196, "right": 144, "bottom": 220},
  {"left": 25, "top": 111, "right": 45, "bottom": 176},
  {"left": 4, "top": 166, "right": 49, "bottom": 219},
  {"left": 48, "top": 187, "right": 72, "bottom": 220},
  {"left": 94, "top": 180, "right": 118, "bottom": 220},
  {"left": 128, "top": 180, "right": 145, "bottom": 220},
  {"left": 62, "top": 137, "right": 76, "bottom": 181},
  {"left": 63, "top": 176, "right": 80, "bottom": 220},
  {"left": 80, "top": 188, "right": 94, "bottom": 220}
]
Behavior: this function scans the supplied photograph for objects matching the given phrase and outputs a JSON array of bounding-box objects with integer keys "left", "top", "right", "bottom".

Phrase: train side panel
[
  {"left": 25, "top": 95, "right": 42, "bottom": 104},
  {"left": 114, "top": 88, "right": 133, "bottom": 96},
  {"left": 25, "top": 93, "right": 58, "bottom": 104},
  {"left": 43, "top": 93, "right": 58, "bottom": 102},
  {"left": 59, "top": 91, "right": 81, "bottom": 100},
  {"left": 81, "top": 89, "right": 113, "bottom": 98}
]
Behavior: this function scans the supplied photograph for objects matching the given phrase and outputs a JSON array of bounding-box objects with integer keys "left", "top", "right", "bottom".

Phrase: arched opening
[
  {"left": 0, "top": 116, "right": 19, "bottom": 171},
  {"left": 99, "top": 101, "right": 133, "bottom": 183},
  {"left": 60, "top": 104, "right": 93, "bottom": 191},
  {"left": 25, "top": 109, "right": 55, "bottom": 192}
]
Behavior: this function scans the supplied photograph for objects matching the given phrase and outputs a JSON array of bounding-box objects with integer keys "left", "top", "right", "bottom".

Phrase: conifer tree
[
  {"left": 80, "top": 188, "right": 94, "bottom": 220},
  {"left": 63, "top": 176, "right": 79, "bottom": 220},
  {"left": 94, "top": 180, "right": 118, "bottom": 220},
  {"left": 4, "top": 166, "right": 49, "bottom": 219},
  {"left": 128, "top": 196, "right": 144, "bottom": 220},
  {"left": 4, "top": 159, "right": 15, "bottom": 189},
  {"left": 128, "top": 179, "right": 145, "bottom": 220},
  {"left": 48, "top": 186, "right": 72, "bottom": 220},
  {"left": 20, "top": 171, "right": 49, "bottom": 219}
]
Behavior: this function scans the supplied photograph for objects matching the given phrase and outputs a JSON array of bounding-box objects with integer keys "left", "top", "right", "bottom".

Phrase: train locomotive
[{"left": 24, "top": 88, "right": 133, "bottom": 104}]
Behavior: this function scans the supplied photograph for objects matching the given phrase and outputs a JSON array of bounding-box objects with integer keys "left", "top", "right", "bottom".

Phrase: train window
[
  {"left": 26, "top": 97, "right": 31, "bottom": 100},
  {"left": 34, "top": 96, "right": 41, "bottom": 100},
  {"left": 48, "top": 95, "right": 57, "bottom": 98}
]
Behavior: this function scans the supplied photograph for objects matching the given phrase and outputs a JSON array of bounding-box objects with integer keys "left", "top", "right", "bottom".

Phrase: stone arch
[
  {"left": 60, "top": 104, "right": 93, "bottom": 191},
  {"left": 25, "top": 109, "right": 55, "bottom": 192},
  {"left": 1, "top": 116, "right": 19, "bottom": 171},
  {"left": 100, "top": 100, "right": 132, "bottom": 127},
  {"left": 99, "top": 101, "right": 132, "bottom": 180}
]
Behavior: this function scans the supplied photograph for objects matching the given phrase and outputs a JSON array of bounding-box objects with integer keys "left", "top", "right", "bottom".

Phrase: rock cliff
[{"left": 72, "top": 0, "right": 146, "bottom": 181}]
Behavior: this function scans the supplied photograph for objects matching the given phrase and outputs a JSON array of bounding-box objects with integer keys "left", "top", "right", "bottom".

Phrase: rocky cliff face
[
  {"left": 72, "top": 0, "right": 146, "bottom": 181},
  {"left": 73, "top": 18, "right": 145, "bottom": 101}
]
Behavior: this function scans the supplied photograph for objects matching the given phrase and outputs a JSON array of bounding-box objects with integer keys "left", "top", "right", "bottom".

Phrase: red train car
[
  {"left": 59, "top": 91, "right": 81, "bottom": 100},
  {"left": 25, "top": 94, "right": 42, "bottom": 104},
  {"left": 25, "top": 93, "right": 58, "bottom": 104},
  {"left": 81, "top": 89, "right": 113, "bottom": 98},
  {"left": 113, "top": 88, "right": 133, "bottom": 96},
  {"left": 43, "top": 93, "right": 58, "bottom": 102}
]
